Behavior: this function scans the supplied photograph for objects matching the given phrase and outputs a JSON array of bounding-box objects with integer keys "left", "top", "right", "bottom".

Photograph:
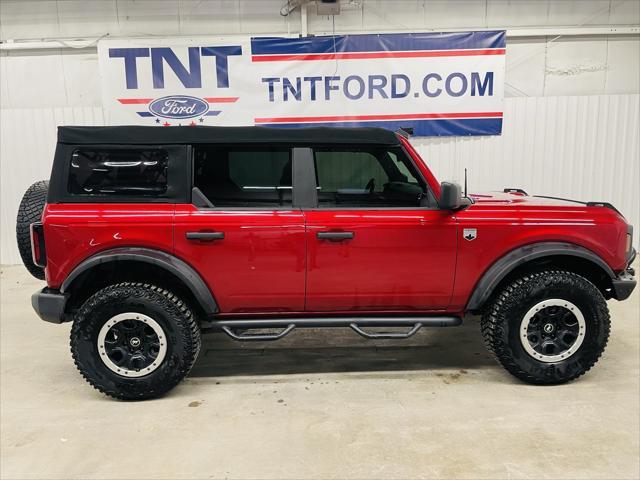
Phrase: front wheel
[
  {"left": 481, "top": 270, "right": 610, "bottom": 384},
  {"left": 70, "top": 283, "right": 201, "bottom": 400}
]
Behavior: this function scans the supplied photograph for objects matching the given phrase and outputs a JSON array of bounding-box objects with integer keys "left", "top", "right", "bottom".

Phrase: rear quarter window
[{"left": 68, "top": 148, "right": 168, "bottom": 196}]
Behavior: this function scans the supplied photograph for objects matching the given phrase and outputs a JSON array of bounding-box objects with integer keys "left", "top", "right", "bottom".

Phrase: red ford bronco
[{"left": 18, "top": 126, "right": 636, "bottom": 400}]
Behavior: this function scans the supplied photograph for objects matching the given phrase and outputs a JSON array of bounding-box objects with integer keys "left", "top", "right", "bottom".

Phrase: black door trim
[{"left": 292, "top": 147, "right": 317, "bottom": 209}]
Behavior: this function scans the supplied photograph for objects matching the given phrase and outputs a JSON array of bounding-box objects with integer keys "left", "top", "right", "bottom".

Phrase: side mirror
[{"left": 439, "top": 182, "right": 463, "bottom": 210}]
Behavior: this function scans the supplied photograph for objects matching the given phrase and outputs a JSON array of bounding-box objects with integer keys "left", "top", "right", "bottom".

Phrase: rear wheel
[
  {"left": 16, "top": 180, "right": 49, "bottom": 280},
  {"left": 70, "top": 283, "right": 201, "bottom": 400},
  {"left": 481, "top": 270, "right": 610, "bottom": 384}
]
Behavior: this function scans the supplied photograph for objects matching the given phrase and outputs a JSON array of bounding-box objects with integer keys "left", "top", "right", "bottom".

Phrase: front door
[
  {"left": 173, "top": 144, "right": 306, "bottom": 314},
  {"left": 303, "top": 145, "right": 457, "bottom": 312}
]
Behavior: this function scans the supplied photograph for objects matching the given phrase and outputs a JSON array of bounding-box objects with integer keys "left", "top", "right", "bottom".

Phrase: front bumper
[
  {"left": 612, "top": 248, "right": 637, "bottom": 301},
  {"left": 31, "top": 288, "right": 68, "bottom": 324},
  {"left": 612, "top": 271, "right": 636, "bottom": 300}
]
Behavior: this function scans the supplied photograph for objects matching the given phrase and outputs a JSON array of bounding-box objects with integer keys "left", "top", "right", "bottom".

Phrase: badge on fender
[{"left": 463, "top": 228, "right": 477, "bottom": 241}]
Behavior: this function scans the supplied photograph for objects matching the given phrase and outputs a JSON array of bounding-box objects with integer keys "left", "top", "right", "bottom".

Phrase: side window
[
  {"left": 315, "top": 150, "right": 388, "bottom": 194},
  {"left": 68, "top": 148, "right": 168, "bottom": 196},
  {"left": 388, "top": 151, "right": 412, "bottom": 181},
  {"left": 313, "top": 146, "right": 427, "bottom": 208},
  {"left": 193, "top": 146, "right": 292, "bottom": 207}
]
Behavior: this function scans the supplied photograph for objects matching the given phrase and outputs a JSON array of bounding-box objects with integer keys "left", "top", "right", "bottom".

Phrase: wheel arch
[
  {"left": 61, "top": 247, "right": 218, "bottom": 321},
  {"left": 466, "top": 242, "right": 616, "bottom": 313}
]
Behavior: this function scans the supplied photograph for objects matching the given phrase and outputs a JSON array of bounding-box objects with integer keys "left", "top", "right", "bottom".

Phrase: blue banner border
[{"left": 252, "top": 30, "right": 506, "bottom": 55}]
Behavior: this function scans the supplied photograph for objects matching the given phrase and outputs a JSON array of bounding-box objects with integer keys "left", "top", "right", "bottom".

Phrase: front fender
[{"left": 466, "top": 242, "right": 616, "bottom": 311}]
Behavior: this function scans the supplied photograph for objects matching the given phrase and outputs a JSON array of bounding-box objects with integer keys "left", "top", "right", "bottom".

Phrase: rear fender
[{"left": 61, "top": 247, "right": 218, "bottom": 315}]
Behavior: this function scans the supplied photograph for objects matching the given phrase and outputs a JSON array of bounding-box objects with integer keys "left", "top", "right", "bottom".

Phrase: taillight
[
  {"left": 30, "top": 222, "right": 46, "bottom": 268},
  {"left": 625, "top": 225, "right": 635, "bottom": 267}
]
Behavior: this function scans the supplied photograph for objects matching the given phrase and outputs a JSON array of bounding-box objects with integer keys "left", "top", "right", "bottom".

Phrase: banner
[{"left": 98, "top": 31, "right": 505, "bottom": 136}]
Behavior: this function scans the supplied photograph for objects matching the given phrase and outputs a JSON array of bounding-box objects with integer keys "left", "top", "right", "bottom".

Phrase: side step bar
[
  {"left": 349, "top": 322, "right": 422, "bottom": 339},
  {"left": 221, "top": 324, "right": 296, "bottom": 341},
  {"left": 211, "top": 316, "right": 462, "bottom": 342}
]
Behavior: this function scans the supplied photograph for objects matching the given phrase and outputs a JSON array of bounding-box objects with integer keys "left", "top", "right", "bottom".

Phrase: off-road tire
[
  {"left": 70, "top": 283, "right": 201, "bottom": 400},
  {"left": 16, "top": 180, "right": 49, "bottom": 280},
  {"left": 481, "top": 270, "right": 610, "bottom": 384}
]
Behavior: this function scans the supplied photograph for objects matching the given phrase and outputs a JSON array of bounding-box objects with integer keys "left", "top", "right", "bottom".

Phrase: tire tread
[
  {"left": 70, "top": 282, "right": 201, "bottom": 400},
  {"left": 16, "top": 180, "right": 49, "bottom": 280},
  {"left": 480, "top": 270, "right": 610, "bottom": 385}
]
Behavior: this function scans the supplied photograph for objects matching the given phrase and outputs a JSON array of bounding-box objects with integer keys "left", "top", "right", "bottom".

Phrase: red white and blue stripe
[{"left": 250, "top": 31, "right": 505, "bottom": 136}]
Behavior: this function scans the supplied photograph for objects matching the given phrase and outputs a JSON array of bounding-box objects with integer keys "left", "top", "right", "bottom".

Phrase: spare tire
[{"left": 16, "top": 180, "right": 49, "bottom": 280}]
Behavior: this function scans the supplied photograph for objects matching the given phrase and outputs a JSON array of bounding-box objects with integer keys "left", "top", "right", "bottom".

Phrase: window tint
[
  {"left": 194, "top": 146, "right": 292, "bottom": 207},
  {"left": 316, "top": 150, "right": 388, "bottom": 194},
  {"left": 314, "top": 146, "right": 427, "bottom": 207},
  {"left": 68, "top": 149, "right": 168, "bottom": 196}
]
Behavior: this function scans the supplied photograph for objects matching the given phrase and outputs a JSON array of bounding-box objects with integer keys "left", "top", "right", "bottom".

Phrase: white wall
[
  {"left": 1, "top": 0, "right": 639, "bottom": 264},
  {"left": 1, "top": 0, "right": 639, "bottom": 107}
]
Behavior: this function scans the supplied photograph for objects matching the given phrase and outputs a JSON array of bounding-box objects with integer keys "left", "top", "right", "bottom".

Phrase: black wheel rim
[
  {"left": 520, "top": 299, "right": 586, "bottom": 363},
  {"left": 98, "top": 313, "right": 167, "bottom": 377}
]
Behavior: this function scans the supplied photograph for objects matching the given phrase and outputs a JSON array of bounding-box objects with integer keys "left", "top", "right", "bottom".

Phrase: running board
[
  {"left": 211, "top": 316, "right": 462, "bottom": 342},
  {"left": 349, "top": 322, "right": 422, "bottom": 339},
  {"left": 221, "top": 324, "right": 295, "bottom": 341}
]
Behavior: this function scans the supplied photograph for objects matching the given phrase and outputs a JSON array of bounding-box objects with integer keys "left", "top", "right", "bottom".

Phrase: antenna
[{"left": 464, "top": 168, "right": 468, "bottom": 197}]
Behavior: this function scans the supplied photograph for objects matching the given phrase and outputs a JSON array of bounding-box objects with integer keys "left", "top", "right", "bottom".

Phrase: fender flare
[
  {"left": 61, "top": 247, "right": 218, "bottom": 314},
  {"left": 466, "top": 242, "right": 615, "bottom": 311}
]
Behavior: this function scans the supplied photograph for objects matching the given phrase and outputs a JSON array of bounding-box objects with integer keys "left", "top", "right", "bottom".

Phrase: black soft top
[{"left": 58, "top": 125, "right": 400, "bottom": 146}]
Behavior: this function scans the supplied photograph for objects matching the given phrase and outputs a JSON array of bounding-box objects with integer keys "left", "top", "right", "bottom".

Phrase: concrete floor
[{"left": 1, "top": 264, "right": 638, "bottom": 480}]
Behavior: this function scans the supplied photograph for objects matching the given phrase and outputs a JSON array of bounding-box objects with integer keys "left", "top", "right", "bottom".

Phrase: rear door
[
  {"left": 303, "top": 144, "right": 457, "bottom": 312},
  {"left": 173, "top": 145, "right": 306, "bottom": 314}
]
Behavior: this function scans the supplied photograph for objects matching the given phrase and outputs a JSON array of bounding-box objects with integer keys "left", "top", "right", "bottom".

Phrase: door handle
[
  {"left": 316, "top": 231, "right": 355, "bottom": 241},
  {"left": 185, "top": 231, "right": 225, "bottom": 241}
]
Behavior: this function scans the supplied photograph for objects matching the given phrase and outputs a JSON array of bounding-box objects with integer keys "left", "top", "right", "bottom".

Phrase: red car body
[
  {"left": 39, "top": 133, "right": 633, "bottom": 318},
  {"left": 23, "top": 125, "right": 637, "bottom": 397}
]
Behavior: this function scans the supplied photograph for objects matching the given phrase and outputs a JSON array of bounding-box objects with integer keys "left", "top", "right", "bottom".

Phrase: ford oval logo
[{"left": 149, "top": 95, "right": 209, "bottom": 119}]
